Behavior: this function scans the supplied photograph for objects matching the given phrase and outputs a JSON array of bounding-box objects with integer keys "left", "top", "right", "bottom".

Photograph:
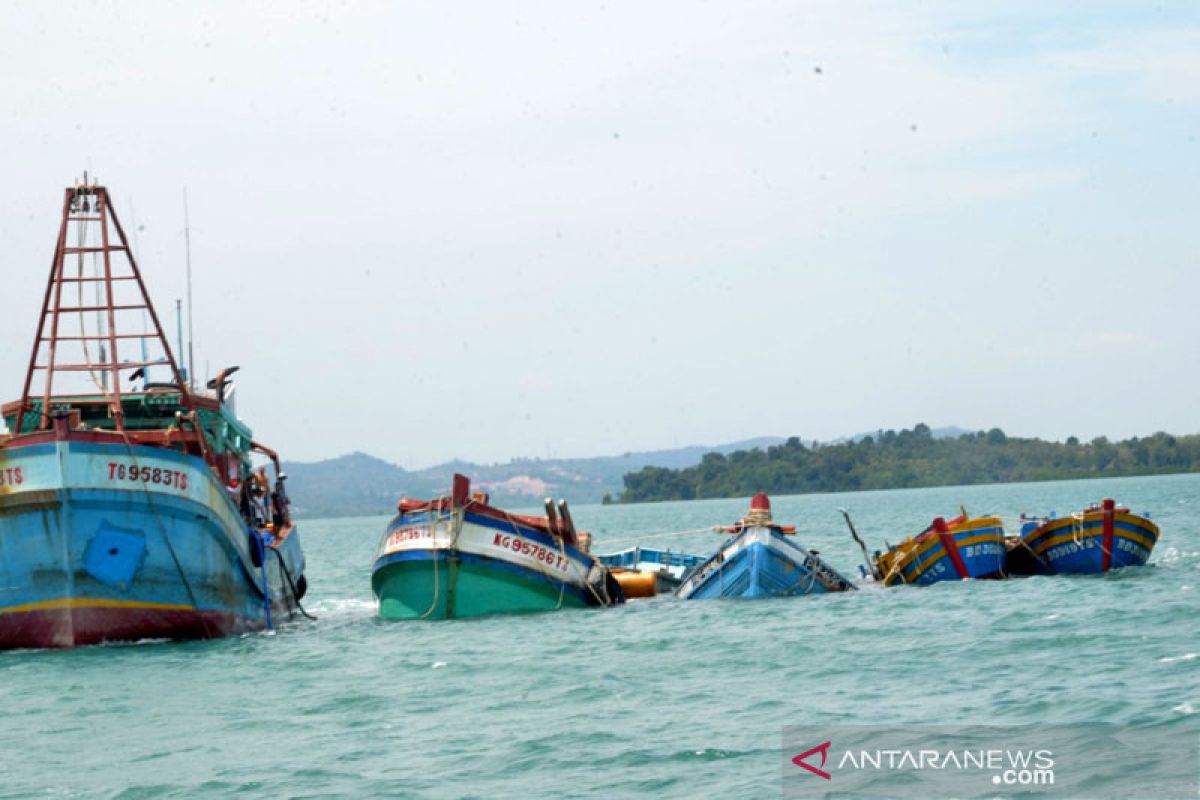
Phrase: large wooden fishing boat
[
  {"left": 1005, "top": 499, "right": 1159, "bottom": 576},
  {"left": 371, "top": 474, "right": 623, "bottom": 619},
  {"left": 0, "top": 180, "right": 307, "bottom": 648},
  {"left": 675, "top": 492, "right": 855, "bottom": 600},
  {"left": 873, "top": 510, "right": 1005, "bottom": 586}
]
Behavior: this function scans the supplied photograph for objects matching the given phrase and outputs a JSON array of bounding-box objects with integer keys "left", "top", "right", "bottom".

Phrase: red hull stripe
[
  {"left": 0, "top": 605, "right": 249, "bottom": 649},
  {"left": 1101, "top": 509, "right": 1115, "bottom": 572},
  {"left": 939, "top": 532, "right": 970, "bottom": 579}
]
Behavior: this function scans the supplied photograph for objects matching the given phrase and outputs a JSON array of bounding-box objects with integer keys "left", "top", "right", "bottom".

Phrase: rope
[
  {"left": 1070, "top": 511, "right": 1115, "bottom": 561},
  {"left": 115, "top": 429, "right": 215, "bottom": 639},
  {"left": 416, "top": 506, "right": 447, "bottom": 620},
  {"left": 496, "top": 506, "right": 574, "bottom": 609},
  {"left": 68, "top": 329, "right": 225, "bottom": 639},
  {"left": 253, "top": 528, "right": 273, "bottom": 630},
  {"left": 597, "top": 525, "right": 722, "bottom": 548},
  {"left": 1071, "top": 513, "right": 1085, "bottom": 547},
  {"left": 271, "top": 547, "right": 316, "bottom": 621},
  {"left": 1011, "top": 534, "right": 1052, "bottom": 572}
]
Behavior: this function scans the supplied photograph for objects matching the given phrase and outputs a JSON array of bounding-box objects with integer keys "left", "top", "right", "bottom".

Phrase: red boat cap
[{"left": 744, "top": 491, "right": 773, "bottom": 525}]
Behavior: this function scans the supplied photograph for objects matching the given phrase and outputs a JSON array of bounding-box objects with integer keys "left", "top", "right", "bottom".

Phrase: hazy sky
[{"left": 1, "top": 2, "right": 1197, "bottom": 467}]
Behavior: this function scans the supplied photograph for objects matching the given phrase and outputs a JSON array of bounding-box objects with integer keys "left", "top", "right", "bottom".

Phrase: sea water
[{"left": 1, "top": 474, "right": 1197, "bottom": 798}]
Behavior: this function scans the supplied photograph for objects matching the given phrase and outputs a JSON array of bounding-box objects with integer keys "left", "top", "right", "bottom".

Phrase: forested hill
[{"left": 613, "top": 425, "right": 1200, "bottom": 503}]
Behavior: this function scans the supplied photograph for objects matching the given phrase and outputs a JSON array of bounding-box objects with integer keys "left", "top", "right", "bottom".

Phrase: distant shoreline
[
  {"left": 612, "top": 426, "right": 1200, "bottom": 504},
  {"left": 295, "top": 467, "right": 1198, "bottom": 520}
]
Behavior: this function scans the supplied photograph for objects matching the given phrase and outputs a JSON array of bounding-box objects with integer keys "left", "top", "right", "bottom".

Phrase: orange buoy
[{"left": 611, "top": 568, "right": 658, "bottom": 599}]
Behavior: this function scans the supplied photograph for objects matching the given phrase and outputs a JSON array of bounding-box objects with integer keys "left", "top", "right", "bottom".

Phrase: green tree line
[{"left": 610, "top": 425, "right": 1200, "bottom": 503}]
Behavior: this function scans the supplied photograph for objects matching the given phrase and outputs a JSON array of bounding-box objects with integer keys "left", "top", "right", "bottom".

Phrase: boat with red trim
[
  {"left": 674, "top": 492, "right": 856, "bottom": 600},
  {"left": 371, "top": 474, "right": 623, "bottom": 619},
  {"left": 873, "top": 510, "right": 1006, "bottom": 586},
  {"left": 1004, "top": 498, "right": 1159, "bottom": 576},
  {"left": 0, "top": 179, "right": 307, "bottom": 648}
]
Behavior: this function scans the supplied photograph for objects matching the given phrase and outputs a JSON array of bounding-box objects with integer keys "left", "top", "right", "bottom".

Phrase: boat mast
[
  {"left": 183, "top": 186, "right": 195, "bottom": 390},
  {"left": 14, "top": 178, "right": 197, "bottom": 434}
]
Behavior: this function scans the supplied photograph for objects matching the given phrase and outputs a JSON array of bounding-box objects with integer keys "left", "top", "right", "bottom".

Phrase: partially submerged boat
[
  {"left": 873, "top": 510, "right": 1005, "bottom": 586},
  {"left": 1005, "top": 499, "right": 1159, "bottom": 576},
  {"left": 674, "top": 492, "right": 855, "bottom": 600},
  {"left": 597, "top": 546, "right": 706, "bottom": 598},
  {"left": 0, "top": 180, "right": 307, "bottom": 648},
  {"left": 371, "top": 474, "right": 624, "bottom": 619}
]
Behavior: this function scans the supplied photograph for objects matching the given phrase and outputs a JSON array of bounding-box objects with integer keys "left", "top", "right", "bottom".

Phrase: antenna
[
  {"left": 183, "top": 186, "right": 195, "bottom": 391},
  {"left": 175, "top": 299, "right": 185, "bottom": 382},
  {"left": 129, "top": 196, "right": 149, "bottom": 384}
]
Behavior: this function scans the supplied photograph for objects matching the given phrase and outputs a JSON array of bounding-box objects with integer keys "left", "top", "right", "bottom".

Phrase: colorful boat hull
[
  {"left": 372, "top": 506, "right": 613, "bottom": 620},
  {"left": 0, "top": 435, "right": 305, "bottom": 648},
  {"left": 674, "top": 526, "right": 855, "bottom": 600},
  {"left": 877, "top": 516, "right": 1006, "bottom": 586},
  {"left": 1005, "top": 504, "right": 1158, "bottom": 576}
]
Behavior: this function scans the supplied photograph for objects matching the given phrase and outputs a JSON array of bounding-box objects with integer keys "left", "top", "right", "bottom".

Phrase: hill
[
  {"left": 615, "top": 424, "right": 1200, "bottom": 503},
  {"left": 280, "top": 436, "right": 786, "bottom": 518}
]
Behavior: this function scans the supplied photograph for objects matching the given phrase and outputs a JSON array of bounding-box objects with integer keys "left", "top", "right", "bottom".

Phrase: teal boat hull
[{"left": 372, "top": 551, "right": 590, "bottom": 620}]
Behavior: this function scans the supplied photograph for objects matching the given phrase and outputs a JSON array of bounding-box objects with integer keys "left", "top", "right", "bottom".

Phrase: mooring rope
[
  {"left": 415, "top": 506, "right": 448, "bottom": 620},
  {"left": 115, "top": 429, "right": 215, "bottom": 639},
  {"left": 597, "top": 525, "right": 722, "bottom": 548}
]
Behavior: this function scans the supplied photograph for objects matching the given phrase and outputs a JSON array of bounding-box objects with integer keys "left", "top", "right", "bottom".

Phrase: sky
[{"left": 0, "top": 2, "right": 1197, "bottom": 467}]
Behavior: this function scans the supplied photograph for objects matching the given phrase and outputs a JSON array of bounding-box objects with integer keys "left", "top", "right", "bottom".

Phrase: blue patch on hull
[
  {"left": 0, "top": 450, "right": 306, "bottom": 647},
  {"left": 83, "top": 523, "right": 147, "bottom": 588}
]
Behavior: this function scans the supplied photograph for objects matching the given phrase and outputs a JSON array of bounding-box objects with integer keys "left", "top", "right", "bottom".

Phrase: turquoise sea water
[{"left": 1, "top": 474, "right": 1197, "bottom": 798}]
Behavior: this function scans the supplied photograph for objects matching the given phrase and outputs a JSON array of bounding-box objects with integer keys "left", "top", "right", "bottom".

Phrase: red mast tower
[{"left": 13, "top": 176, "right": 197, "bottom": 436}]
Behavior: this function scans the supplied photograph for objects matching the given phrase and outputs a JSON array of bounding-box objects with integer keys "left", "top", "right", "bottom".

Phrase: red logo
[{"left": 792, "top": 741, "right": 832, "bottom": 780}]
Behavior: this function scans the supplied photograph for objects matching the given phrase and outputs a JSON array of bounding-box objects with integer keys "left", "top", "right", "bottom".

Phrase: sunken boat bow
[{"left": 372, "top": 474, "right": 622, "bottom": 619}]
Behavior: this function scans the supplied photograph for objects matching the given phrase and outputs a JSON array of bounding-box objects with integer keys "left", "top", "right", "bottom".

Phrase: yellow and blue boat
[
  {"left": 1004, "top": 499, "right": 1159, "bottom": 576},
  {"left": 874, "top": 510, "right": 1006, "bottom": 586}
]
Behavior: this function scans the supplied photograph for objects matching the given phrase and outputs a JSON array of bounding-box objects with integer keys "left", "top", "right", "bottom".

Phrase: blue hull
[
  {"left": 879, "top": 518, "right": 1007, "bottom": 586},
  {"left": 0, "top": 439, "right": 306, "bottom": 648},
  {"left": 1007, "top": 511, "right": 1159, "bottom": 576},
  {"left": 895, "top": 538, "right": 1006, "bottom": 586},
  {"left": 675, "top": 527, "right": 855, "bottom": 600}
]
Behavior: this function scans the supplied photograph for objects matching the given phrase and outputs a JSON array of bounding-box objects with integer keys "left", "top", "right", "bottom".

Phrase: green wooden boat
[{"left": 371, "top": 474, "right": 623, "bottom": 619}]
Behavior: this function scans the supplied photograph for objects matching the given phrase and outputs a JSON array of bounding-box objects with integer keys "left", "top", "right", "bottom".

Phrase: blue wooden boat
[
  {"left": 674, "top": 492, "right": 855, "bottom": 600},
  {"left": 1005, "top": 498, "right": 1159, "bottom": 576},
  {"left": 0, "top": 181, "right": 307, "bottom": 649},
  {"left": 597, "top": 546, "right": 705, "bottom": 596},
  {"left": 873, "top": 511, "right": 1006, "bottom": 586}
]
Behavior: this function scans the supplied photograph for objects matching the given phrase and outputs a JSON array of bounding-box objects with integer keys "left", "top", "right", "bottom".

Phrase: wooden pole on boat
[
  {"left": 544, "top": 498, "right": 560, "bottom": 537},
  {"left": 451, "top": 474, "right": 471, "bottom": 508},
  {"left": 838, "top": 508, "right": 881, "bottom": 580},
  {"left": 557, "top": 499, "right": 578, "bottom": 546}
]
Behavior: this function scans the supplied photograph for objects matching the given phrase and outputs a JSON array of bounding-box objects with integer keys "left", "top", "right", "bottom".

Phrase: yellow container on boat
[{"left": 612, "top": 569, "right": 658, "bottom": 599}]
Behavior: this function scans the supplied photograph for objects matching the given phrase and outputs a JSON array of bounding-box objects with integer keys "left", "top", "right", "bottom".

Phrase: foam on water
[{"left": 1, "top": 473, "right": 1197, "bottom": 797}]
